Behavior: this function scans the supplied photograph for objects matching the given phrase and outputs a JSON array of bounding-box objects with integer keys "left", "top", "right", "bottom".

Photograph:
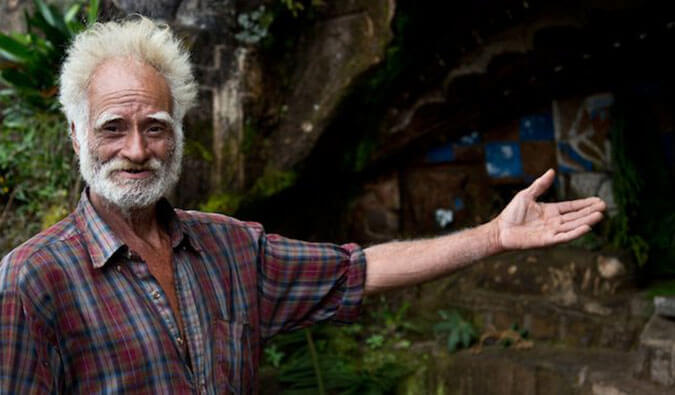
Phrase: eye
[
  {"left": 147, "top": 124, "right": 166, "bottom": 134},
  {"left": 100, "top": 121, "right": 123, "bottom": 134}
]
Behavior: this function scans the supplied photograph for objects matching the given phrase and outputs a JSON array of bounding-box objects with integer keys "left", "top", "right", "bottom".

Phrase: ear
[{"left": 70, "top": 122, "right": 80, "bottom": 155}]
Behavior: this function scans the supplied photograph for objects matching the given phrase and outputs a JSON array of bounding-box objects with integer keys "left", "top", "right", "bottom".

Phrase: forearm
[{"left": 363, "top": 221, "right": 503, "bottom": 295}]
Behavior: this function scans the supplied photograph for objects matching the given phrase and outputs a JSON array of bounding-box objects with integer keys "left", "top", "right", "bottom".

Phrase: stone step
[
  {"left": 399, "top": 343, "right": 665, "bottom": 395},
  {"left": 443, "top": 289, "right": 651, "bottom": 352},
  {"left": 378, "top": 247, "right": 653, "bottom": 352},
  {"left": 635, "top": 314, "right": 675, "bottom": 387}
]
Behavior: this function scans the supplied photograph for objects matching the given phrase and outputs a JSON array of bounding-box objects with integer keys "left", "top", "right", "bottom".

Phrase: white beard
[{"left": 78, "top": 138, "right": 183, "bottom": 212}]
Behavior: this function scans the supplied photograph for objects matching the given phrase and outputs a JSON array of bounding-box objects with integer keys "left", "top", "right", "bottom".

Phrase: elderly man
[{"left": 0, "top": 17, "right": 605, "bottom": 393}]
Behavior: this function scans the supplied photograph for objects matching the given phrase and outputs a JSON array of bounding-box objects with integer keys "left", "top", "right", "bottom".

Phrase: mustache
[{"left": 101, "top": 158, "right": 162, "bottom": 175}]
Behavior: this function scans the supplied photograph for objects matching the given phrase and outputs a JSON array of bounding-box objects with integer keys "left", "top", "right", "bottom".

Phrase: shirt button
[
  {"left": 152, "top": 290, "right": 161, "bottom": 300},
  {"left": 176, "top": 336, "right": 184, "bottom": 346},
  {"left": 115, "top": 265, "right": 122, "bottom": 272}
]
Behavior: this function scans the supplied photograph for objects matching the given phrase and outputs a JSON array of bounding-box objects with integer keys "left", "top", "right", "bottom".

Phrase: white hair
[{"left": 59, "top": 16, "right": 197, "bottom": 144}]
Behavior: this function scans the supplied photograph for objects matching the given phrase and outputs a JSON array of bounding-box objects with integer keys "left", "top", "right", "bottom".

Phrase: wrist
[{"left": 484, "top": 218, "right": 504, "bottom": 256}]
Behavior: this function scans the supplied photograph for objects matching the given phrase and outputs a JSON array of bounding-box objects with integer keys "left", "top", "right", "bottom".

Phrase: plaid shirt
[{"left": 0, "top": 191, "right": 366, "bottom": 394}]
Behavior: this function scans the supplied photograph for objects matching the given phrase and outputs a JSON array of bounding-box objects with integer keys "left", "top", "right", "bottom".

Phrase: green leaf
[
  {"left": 0, "top": 33, "right": 34, "bottom": 63},
  {"left": 460, "top": 329, "right": 472, "bottom": 348},
  {"left": 64, "top": 4, "right": 81, "bottom": 23},
  {"left": 447, "top": 331, "right": 459, "bottom": 352},
  {"left": 1, "top": 68, "right": 37, "bottom": 90},
  {"left": 87, "top": 0, "right": 100, "bottom": 26},
  {"left": 27, "top": 6, "right": 68, "bottom": 46},
  {"left": 34, "top": 0, "right": 68, "bottom": 35},
  {"left": 432, "top": 321, "right": 456, "bottom": 333}
]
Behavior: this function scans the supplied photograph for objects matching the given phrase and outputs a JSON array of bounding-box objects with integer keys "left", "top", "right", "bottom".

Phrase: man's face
[{"left": 75, "top": 57, "right": 182, "bottom": 211}]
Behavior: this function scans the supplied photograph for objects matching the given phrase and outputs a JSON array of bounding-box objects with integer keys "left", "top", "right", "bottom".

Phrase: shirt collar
[{"left": 74, "top": 189, "right": 200, "bottom": 269}]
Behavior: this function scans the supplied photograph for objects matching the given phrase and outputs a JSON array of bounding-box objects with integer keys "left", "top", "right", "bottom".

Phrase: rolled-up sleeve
[{"left": 256, "top": 232, "right": 366, "bottom": 339}]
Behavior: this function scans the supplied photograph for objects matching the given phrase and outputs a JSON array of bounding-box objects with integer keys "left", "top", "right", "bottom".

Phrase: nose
[{"left": 121, "top": 128, "right": 151, "bottom": 163}]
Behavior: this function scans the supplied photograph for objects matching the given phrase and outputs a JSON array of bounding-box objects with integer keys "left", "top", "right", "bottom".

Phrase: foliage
[
  {"left": 235, "top": 0, "right": 324, "bottom": 46},
  {"left": 367, "top": 299, "right": 420, "bottom": 336},
  {"left": 280, "top": 0, "right": 324, "bottom": 18},
  {"left": 264, "top": 344, "right": 285, "bottom": 368},
  {"left": 235, "top": 5, "right": 274, "bottom": 45},
  {"left": 0, "top": 0, "right": 98, "bottom": 250},
  {"left": 184, "top": 138, "right": 214, "bottom": 162},
  {"left": 433, "top": 310, "right": 476, "bottom": 353},
  {"left": 263, "top": 323, "right": 412, "bottom": 394},
  {"left": 0, "top": 0, "right": 99, "bottom": 112},
  {"left": 365, "top": 334, "right": 385, "bottom": 350},
  {"left": 279, "top": 0, "right": 305, "bottom": 18},
  {"left": 608, "top": 111, "right": 649, "bottom": 267},
  {"left": 608, "top": 98, "right": 675, "bottom": 276}
]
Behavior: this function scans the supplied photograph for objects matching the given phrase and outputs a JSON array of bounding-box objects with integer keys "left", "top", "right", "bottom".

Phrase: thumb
[{"left": 526, "top": 169, "right": 555, "bottom": 199}]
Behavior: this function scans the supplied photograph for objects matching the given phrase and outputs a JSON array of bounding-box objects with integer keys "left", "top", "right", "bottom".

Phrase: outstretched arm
[{"left": 363, "top": 169, "right": 606, "bottom": 294}]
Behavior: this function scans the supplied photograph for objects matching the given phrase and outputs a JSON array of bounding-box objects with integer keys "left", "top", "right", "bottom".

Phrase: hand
[{"left": 494, "top": 169, "right": 606, "bottom": 250}]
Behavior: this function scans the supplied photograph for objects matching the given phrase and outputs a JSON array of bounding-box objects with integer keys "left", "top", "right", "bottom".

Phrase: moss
[
  {"left": 249, "top": 167, "right": 297, "bottom": 198},
  {"left": 647, "top": 280, "right": 675, "bottom": 297},
  {"left": 241, "top": 118, "right": 257, "bottom": 155},
  {"left": 199, "top": 192, "right": 243, "bottom": 214},
  {"left": 198, "top": 167, "right": 297, "bottom": 215},
  {"left": 184, "top": 138, "right": 214, "bottom": 162},
  {"left": 41, "top": 203, "right": 69, "bottom": 229},
  {"left": 397, "top": 363, "right": 431, "bottom": 395}
]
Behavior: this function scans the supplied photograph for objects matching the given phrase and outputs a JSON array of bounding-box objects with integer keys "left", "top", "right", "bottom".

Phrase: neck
[{"left": 89, "top": 189, "right": 166, "bottom": 249}]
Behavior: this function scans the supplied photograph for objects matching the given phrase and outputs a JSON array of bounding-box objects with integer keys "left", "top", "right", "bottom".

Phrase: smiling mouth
[{"left": 113, "top": 169, "right": 154, "bottom": 178}]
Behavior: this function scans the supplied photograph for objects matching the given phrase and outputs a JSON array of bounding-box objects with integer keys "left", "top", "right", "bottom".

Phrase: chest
[{"left": 52, "top": 248, "right": 259, "bottom": 393}]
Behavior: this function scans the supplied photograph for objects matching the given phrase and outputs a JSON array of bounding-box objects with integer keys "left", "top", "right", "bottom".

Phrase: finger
[
  {"left": 558, "top": 211, "right": 604, "bottom": 232},
  {"left": 526, "top": 169, "right": 555, "bottom": 199},
  {"left": 553, "top": 225, "right": 591, "bottom": 243},
  {"left": 560, "top": 200, "right": 607, "bottom": 221},
  {"left": 555, "top": 197, "right": 605, "bottom": 214}
]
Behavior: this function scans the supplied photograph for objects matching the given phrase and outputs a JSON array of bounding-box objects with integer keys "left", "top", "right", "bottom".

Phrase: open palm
[{"left": 496, "top": 169, "right": 606, "bottom": 250}]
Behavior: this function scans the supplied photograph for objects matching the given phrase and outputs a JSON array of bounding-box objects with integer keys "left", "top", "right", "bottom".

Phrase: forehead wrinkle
[
  {"left": 95, "top": 89, "right": 166, "bottom": 104},
  {"left": 92, "top": 90, "right": 172, "bottom": 117}
]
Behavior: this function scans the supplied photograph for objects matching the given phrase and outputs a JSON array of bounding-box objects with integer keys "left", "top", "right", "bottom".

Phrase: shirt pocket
[{"left": 211, "top": 319, "right": 253, "bottom": 393}]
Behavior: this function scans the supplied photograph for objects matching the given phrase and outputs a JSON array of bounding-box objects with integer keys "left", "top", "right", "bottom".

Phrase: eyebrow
[
  {"left": 93, "top": 113, "right": 123, "bottom": 130},
  {"left": 92, "top": 111, "right": 175, "bottom": 130},
  {"left": 147, "top": 111, "right": 175, "bottom": 127}
]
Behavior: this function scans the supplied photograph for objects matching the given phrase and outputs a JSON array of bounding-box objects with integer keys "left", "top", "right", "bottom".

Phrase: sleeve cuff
[{"left": 332, "top": 243, "right": 367, "bottom": 324}]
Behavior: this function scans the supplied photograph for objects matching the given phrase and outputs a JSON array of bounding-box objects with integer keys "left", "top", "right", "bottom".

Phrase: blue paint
[
  {"left": 457, "top": 130, "right": 480, "bottom": 146},
  {"left": 485, "top": 142, "right": 523, "bottom": 178},
  {"left": 519, "top": 113, "right": 554, "bottom": 141},
  {"left": 426, "top": 130, "right": 481, "bottom": 163},
  {"left": 557, "top": 142, "right": 594, "bottom": 172},
  {"left": 426, "top": 143, "right": 454, "bottom": 163},
  {"left": 453, "top": 197, "right": 465, "bottom": 211}
]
